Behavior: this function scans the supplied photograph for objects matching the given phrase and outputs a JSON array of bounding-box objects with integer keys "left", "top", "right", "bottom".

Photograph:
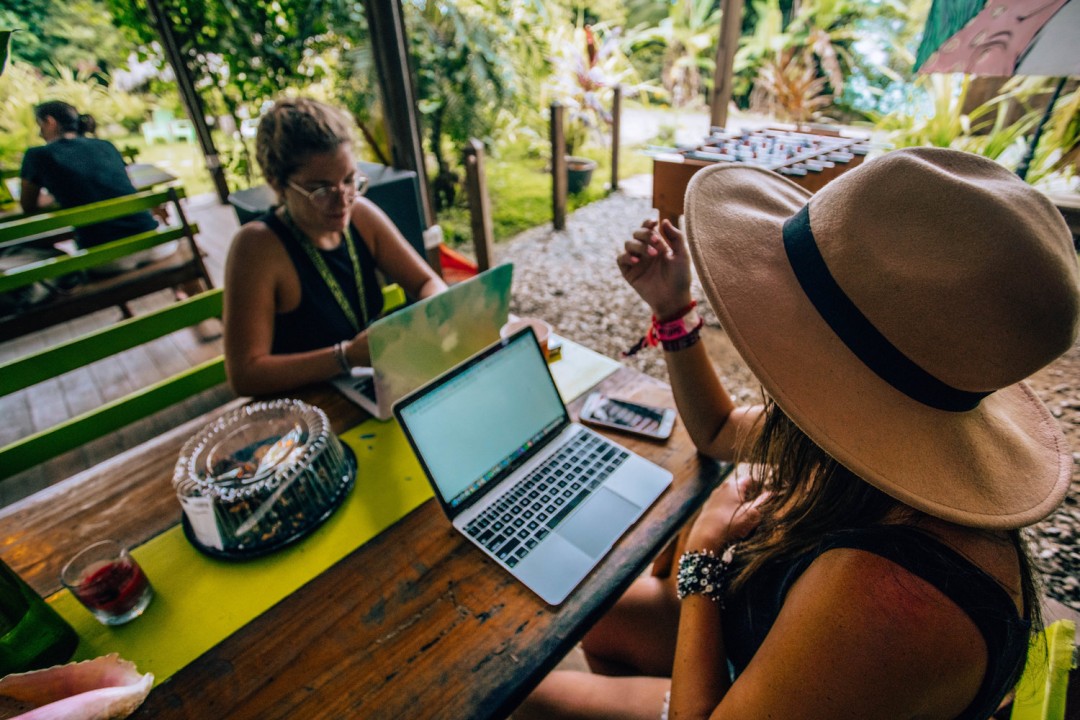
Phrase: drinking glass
[{"left": 61, "top": 540, "right": 153, "bottom": 626}]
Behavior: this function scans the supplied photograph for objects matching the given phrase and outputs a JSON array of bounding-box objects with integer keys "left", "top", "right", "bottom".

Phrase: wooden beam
[
  {"left": 710, "top": 0, "right": 745, "bottom": 129},
  {"left": 144, "top": 0, "right": 230, "bottom": 203},
  {"left": 611, "top": 85, "right": 622, "bottom": 193},
  {"left": 551, "top": 103, "right": 567, "bottom": 231},
  {"left": 463, "top": 139, "right": 494, "bottom": 272},
  {"left": 363, "top": 0, "right": 436, "bottom": 227}
]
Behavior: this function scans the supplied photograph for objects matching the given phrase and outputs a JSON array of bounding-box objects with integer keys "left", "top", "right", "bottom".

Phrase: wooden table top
[{"left": 0, "top": 366, "right": 726, "bottom": 719}]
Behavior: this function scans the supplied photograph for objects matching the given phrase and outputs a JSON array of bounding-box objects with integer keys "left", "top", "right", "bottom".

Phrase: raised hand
[
  {"left": 686, "top": 474, "right": 768, "bottom": 553},
  {"left": 616, "top": 218, "right": 693, "bottom": 319}
]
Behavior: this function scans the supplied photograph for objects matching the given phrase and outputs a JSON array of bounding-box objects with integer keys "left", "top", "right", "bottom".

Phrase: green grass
[{"left": 436, "top": 142, "right": 653, "bottom": 247}]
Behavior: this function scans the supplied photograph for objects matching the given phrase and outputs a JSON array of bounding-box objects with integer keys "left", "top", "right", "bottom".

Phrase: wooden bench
[
  {"left": 0, "top": 288, "right": 226, "bottom": 482},
  {"left": 0, "top": 187, "right": 213, "bottom": 342}
]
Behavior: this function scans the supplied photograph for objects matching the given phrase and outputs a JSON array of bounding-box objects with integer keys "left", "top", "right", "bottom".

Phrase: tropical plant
[
  {"left": 105, "top": 0, "right": 366, "bottom": 188},
  {"left": 0, "top": 61, "right": 151, "bottom": 169},
  {"left": 407, "top": 0, "right": 524, "bottom": 209},
  {"left": 750, "top": 48, "right": 831, "bottom": 123},
  {"left": 0, "top": 30, "right": 11, "bottom": 76},
  {"left": 734, "top": 0, "right": 913, "bottom": 121},
  {"left": 1, "top": 0, "right": 132, "bottom": 76},
  {"left": 872, "top": 74, "right": 1078, "bottom": 187},
  {"left": 543, "top": 22, "right": 658, "bottom": 156},
  {"left": 625, "top": 0, "right": 723, "bottom": 108}
]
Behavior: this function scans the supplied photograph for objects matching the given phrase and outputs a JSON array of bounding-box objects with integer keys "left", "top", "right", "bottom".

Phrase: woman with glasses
[{"left": 223, "top": 98, "right": 446, "bottom": 395}]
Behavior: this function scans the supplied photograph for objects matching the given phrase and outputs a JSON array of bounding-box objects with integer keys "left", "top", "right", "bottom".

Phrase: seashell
[{"left": 0, "top": 654, "right": 152, "bottom": 720}]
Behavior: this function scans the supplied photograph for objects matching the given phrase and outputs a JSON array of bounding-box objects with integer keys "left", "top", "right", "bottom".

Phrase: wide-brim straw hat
[{"left": 684, "top": 147, "right": 1080, "bottom": 529}]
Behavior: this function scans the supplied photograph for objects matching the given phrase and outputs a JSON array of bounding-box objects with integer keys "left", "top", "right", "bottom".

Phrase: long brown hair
[{"left": 728, "top": 399, "right": 1042, "bottom": 637}]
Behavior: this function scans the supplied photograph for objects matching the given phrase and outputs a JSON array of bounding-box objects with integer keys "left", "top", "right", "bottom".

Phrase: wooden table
[
  {"left": 652, "top": 128, "right": 869, "bottom": 224},
  {"left": 0, "top": 365, "right": 726, "bottom": 719},
  {"left": 126, "top": 163, "right": 178, "bottom": 191}
]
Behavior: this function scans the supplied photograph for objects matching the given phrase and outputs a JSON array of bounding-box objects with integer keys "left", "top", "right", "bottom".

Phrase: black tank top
[
  {"left": 723, "top": 525, "right": 1031, "bottom": 719},
  {"left": 261, "top": 210, "right": 384, "bottom": 355}
]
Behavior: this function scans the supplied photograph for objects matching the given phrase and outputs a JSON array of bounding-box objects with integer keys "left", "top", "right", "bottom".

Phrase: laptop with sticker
[{"left": 332, "top": 263, "right": 512, "bottom": 419}]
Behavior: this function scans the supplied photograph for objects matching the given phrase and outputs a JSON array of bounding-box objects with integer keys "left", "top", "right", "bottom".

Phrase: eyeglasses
[{"left": 287, "top": 175, "right": 369, "bottom": 208}]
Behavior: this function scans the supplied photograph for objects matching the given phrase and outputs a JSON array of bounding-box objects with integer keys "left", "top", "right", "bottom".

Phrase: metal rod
[{"left": 1016, "top": 76, "right": 1067, "bottom": 182}]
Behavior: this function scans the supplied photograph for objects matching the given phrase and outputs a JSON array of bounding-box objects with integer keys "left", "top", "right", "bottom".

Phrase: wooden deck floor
[{"left": 0, "top": 194, "right": 241, "bottom": 507}]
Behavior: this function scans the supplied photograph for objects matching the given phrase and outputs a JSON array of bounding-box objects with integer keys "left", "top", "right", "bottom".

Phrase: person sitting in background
[
  {"left": 516, "top": 148, "right": 1080, "bottom": 720},
  {"left": 19, "top": 101, "right": 175, "bottom": 272},
  {"left": 223, "top": 97, "right": 446, "bottom": 396}
]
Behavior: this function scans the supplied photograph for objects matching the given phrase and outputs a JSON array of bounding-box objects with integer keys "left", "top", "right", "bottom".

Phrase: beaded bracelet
[
  {"left": 332, "top": 340, "right": 352, "bottom": 376},
  {"left": 676, "top": 546, "right": 735, "bottom": 605}
]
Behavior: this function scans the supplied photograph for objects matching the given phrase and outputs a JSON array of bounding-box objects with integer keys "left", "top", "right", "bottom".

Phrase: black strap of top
[{"left": 814, "top": 526, "right": 1030, "bottom": 720}]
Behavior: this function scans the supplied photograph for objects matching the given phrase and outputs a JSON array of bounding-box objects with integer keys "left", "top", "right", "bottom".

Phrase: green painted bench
[
  {"left": 0, "top": 288, "right": 226, "bottom": 481},
  {"left": 0, "top": 281, "right": 407, "bottom": 483},
  {"left": 0, "top": 187, "right": 212, "bottom": 342}
]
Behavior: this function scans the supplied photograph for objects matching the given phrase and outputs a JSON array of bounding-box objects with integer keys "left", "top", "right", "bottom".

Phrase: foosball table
[{"left": 651, "top": 126, "right": 872, "bottom": 223}]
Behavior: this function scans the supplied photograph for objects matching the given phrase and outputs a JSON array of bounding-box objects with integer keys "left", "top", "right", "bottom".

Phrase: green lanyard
[{"left": 282, "top": 207, "right": 369, "bottom": 333}]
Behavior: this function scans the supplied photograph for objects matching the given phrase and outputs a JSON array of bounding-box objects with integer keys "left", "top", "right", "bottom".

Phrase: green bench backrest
[
  {"left": 0, "top": 187, "right": 198, "bottom": 295},
  {"left": 0, "top": 224, "right": 198, "bottom": 294},
  {"left": 0, "top": 282, "right": 407, "bottom": 482},
  {"left": 0, "top": 288, "right": 225, "bottom": 481},
  {"left": 0, "top": 187, "right": 186, "bottom": 244}
]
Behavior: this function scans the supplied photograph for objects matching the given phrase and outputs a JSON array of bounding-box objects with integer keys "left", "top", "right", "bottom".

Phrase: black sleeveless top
[
  {"left": 723, "top": 526, "right": 1031, "bottom": 720},
  {"left": 261, "top": 210, "right": 384, "bottom": 355}
]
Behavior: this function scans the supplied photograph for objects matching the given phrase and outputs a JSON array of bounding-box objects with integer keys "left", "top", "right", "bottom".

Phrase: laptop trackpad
[{"left": 557, "top": 488, "right": 639, "bottom": 558}]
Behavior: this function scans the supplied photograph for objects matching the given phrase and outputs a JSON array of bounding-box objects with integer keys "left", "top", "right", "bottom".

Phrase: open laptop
[
  {"left": 332, "top": 263, "right": 512, "bottom": 419},
  {"left": 394, "top": 327, "right": 673, "bottom": 605}
]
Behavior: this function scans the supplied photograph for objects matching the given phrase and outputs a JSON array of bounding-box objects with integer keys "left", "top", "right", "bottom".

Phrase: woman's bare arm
[
  {"left": 223, "top": 223, "right": 354, "bottom": 396},
  {"left": 352, "top": 198, "right": 446, "bottom": 302}
]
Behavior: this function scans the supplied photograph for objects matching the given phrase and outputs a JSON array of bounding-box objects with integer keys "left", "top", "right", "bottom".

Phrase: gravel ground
[{"left": 485, "top": 187, "right": 1080, "bottom": 612}]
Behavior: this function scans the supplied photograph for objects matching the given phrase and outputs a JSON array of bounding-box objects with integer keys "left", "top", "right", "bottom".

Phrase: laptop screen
[{"left": 396, "top": 330, "right": 568, "bottom": 510}]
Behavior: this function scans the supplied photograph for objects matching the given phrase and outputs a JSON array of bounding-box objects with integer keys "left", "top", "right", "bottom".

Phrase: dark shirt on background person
[{"left": 20, "top": 136, "right": 157, "bottom": 250}]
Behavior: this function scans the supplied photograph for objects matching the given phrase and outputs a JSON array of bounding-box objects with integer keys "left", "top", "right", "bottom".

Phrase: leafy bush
[
  {"left": 0, "top": 61, "right": 148, "bottom": 169},
  {"left": 873, "top": 74, "right": 1078, "bottom": 187}
]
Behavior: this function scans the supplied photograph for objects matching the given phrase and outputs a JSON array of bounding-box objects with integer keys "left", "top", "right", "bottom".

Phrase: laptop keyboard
[
  {"left": 464, "top": 430, "right": 629, "bottom": 568},
  {"left": 345, "top": 374, "right": 377, "bottom": 402}
]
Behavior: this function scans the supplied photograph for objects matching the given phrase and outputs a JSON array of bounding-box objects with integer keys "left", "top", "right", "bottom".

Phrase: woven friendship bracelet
[
  {"left": 623, "top": 301, "right": 702, "bottom": 357},
  {"left": 676, "top": 547, "right": 733, "bottom": 604}
]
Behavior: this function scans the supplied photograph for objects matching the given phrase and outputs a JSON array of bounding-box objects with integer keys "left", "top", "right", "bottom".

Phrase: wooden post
[
  {"left": 463, "top": 139, "right": 494, "bottom": 272},
  {"left": 610, "top": 85, "right": 622, "bottom": 193},
  {"left": 551, "top": 103, "right": 567, "bottom": 231},
  {"left": 363, "top": 0, "right": 436, "bottom": 228},
  {"left": 145, "top": 0, "right": 230, "bottom": 204},
  {"left": 710, "top": 0, "right": 745, "bottom": 129}
]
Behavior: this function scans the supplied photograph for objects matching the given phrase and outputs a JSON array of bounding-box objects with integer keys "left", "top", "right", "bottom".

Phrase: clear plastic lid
[{"left": 174, "top": 399, "right": 329, "bottom": 500}]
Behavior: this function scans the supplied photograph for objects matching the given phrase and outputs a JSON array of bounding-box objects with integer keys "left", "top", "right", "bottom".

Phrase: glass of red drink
[{"left": 60, "top": 541, "right": 153, "bottom": 625}]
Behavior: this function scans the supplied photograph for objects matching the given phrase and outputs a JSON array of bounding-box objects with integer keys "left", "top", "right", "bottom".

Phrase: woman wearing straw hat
[{"left": 517, "top": 148, "right": 1079, "bottom": 720}]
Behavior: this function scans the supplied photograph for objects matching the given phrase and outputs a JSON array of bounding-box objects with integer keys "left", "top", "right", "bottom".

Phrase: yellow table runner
[{"left": 47, "top": 338, "right": 619, "bottom": 685}]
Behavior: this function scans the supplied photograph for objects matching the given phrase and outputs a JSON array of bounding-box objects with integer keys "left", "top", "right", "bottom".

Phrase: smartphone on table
[{"left": 579, "top": 392, "right": 676, "bottom": 441}]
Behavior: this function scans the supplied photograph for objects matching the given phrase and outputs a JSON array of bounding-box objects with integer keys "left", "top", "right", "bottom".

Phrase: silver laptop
[
  {"left": 394, "top": 327, "right": 673, "bottom": 605},
  {"left": 333, "top": 263, "right": 512, "bottom": 419}
]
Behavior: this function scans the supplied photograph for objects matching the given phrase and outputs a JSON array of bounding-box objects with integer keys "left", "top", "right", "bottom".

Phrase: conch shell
[{"left": 0, "top": 654, "right": 152, "bottom": 720}]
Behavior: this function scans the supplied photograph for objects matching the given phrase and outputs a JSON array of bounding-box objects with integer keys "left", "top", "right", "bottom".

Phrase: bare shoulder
[
  {"left": 227, "top": 221, "right": 289, "bottom": 270},
  {"left": 724, "top": 548, "right": 987, "bottom": 718},
  {"left": 349, "top": 197, "right": 398, "bottom": 244}
]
